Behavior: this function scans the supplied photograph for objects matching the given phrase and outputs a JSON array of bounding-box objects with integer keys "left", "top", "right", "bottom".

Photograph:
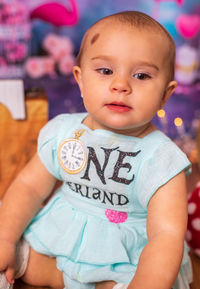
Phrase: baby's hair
[{"left": 76, "top": 11, "right": 176, "bottom": 81}]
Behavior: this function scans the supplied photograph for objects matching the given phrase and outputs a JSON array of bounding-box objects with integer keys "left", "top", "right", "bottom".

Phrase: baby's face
[{"left": 73, "top": 23, "right": 176, "bottom": 136}]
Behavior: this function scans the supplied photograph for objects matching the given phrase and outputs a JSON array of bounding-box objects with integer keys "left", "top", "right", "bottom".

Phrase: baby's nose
[{"left": 110, "top": 76, "right": 132, "bottom": 94}]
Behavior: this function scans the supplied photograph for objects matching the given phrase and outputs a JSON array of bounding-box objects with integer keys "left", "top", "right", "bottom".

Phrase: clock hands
[
  {"left": 72, "top": 143, "right": 76, "bottom": 156},
  {"left": 72, "top": 155, "right": 83, "bottom": 161},
  {"left": 71, "top": 143, "right": 83, "bottom": 161}
]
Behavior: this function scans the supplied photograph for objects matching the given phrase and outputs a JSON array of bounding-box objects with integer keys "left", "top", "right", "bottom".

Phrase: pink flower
[
  {"left": 25, "top": 57, "right": 45, "bottom": 78},
  {"left": 5, "top": 42, "right": 27, "bottom": 62},
  {"left": 58, "top": 54, "right": 75, "bottom": 75},
  {"left": 0, "top": 56, "right": 6, "bottom": 66},
  {"left": 0, "top": 1, "right": 28, "bottom": 24},
  {"left": 43, "top": 33, "right": 60, "bottom": 51},
  {"left": 25, "top": 57, "right": 55, "bottom": 78},
  {"left": 43, "top": 33, "right": 74, "bottom": 61},
  {"left": 43, "top": 57, "right": 55, "bottom": 75}
]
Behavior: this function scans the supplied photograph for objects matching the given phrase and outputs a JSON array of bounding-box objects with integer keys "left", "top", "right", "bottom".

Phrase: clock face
[{"left": 58, "top": 138, "right": 87, "bottom": 174}]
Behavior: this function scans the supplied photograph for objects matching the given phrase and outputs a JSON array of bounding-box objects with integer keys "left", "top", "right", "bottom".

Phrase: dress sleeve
[
  {"left": 137, "top": 140, "right": 191, "bottom": 209},
  {"left": 37, "top": 115, "right": 64, "bottom": 180}
]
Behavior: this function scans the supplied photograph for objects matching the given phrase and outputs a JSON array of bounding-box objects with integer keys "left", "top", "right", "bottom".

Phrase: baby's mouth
[{"left": 106, "top": 102, "right": 132, "bottom": 112}]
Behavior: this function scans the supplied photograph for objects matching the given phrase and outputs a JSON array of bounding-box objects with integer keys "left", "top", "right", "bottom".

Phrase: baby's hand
[{"left": 0, "top": 239, "right": 16, "bottom": 284}]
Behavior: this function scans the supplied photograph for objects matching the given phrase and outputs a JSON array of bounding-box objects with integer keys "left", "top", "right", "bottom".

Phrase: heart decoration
[
  {"left": 176, "top": 14, "right": 200, "bottom": 39},
  {"left": 105, "top": 209, "right": 128, "bottom": 223}
]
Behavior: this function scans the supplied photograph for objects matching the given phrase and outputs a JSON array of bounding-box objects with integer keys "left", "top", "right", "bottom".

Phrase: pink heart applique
[
  {"left": 105, "top": 209, "right": 128, "bottom": 223},
  {"left": 176, "top": 14, "right": 200, "bottom": 39}
]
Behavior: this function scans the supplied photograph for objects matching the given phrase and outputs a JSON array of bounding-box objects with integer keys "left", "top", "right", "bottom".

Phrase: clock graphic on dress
[{"left": 58, "top": 130, "right": 87, "bottom": 174}]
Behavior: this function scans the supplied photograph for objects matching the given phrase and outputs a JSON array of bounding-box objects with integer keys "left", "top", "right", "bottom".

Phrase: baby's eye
[
  {"left": 97, "top": 68, "right": 113, "bottom": 75},
  {"left": 133, "top": 73, "right": 150, "bottom": 80}
]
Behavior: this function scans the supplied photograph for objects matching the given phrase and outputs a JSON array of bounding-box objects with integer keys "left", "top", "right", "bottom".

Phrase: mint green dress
[{"left": 24, "top": 113, "right": 192, "bottom": 289}]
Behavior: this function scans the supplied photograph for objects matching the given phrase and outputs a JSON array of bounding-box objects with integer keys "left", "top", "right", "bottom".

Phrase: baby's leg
[{"left": 22, "top": 247, "right": 64, "bottom": 289}]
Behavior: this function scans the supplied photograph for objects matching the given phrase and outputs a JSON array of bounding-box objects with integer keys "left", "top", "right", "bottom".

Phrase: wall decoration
[
  {"left": 30, "top": 0, "right": 79, "bottom": 27},
  {"left": 176, "top": 13, "right": 200, "bottom": 39},
  {"left": 25, "top": 33, "right": 75, "bottom": 78},
  {"left": 0, "top": 0, "right": 31, "bottom": 77},
  {"left": 175, "top": 44, "right": 199, "bottom": 85},
  {"left": 0, "top": 0, "right": 79, "bottom": 78}
]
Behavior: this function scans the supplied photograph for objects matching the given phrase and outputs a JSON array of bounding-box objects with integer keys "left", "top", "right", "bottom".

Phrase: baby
[{"left": 0, "top": 11, "right": 192, "bottom": 289}]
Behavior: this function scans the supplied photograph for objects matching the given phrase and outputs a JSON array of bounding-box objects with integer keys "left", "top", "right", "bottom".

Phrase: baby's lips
[
  {"left": 108, "top": 101, "right": 131, "bottom": 108},
  {"left": 106, "top": 102, "right": 132, "bottom": 112}
]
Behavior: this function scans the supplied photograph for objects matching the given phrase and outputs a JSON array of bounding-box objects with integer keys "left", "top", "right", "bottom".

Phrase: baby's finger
[{"left": 5, "top": 267, "right": 15, "bottom": 284}]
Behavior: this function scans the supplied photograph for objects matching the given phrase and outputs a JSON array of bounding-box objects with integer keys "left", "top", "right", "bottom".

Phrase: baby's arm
[
  {"left": 0, "top": 153, "right": 56, "bottom": 283},
  {"left": 128, "top": 171, "right": 188, "bottom": 289}
]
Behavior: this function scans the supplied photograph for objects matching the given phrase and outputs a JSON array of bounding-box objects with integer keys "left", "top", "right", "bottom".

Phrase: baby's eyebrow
[
  {"left": 137, "top": 61, "right": 159, "bottom": 71},
  {"left": 90, "top": 33, "right": 100, "bottom": 45},
  {"left": 91, "top": 55, "right": 112, "bottom": 61}
]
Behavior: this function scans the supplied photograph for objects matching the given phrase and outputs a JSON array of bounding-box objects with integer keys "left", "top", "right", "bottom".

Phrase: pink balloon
[
  {"left": 176, "top": 14, "right": 200, "bottom": 39},
  {"left": 30, "top": 0, "right": 79, "bottom": 27},
  {"left": 154, "top": 0, "right": 184, "bottom": 6},
  {"left": 176, "top": 0, "right": 184, "bottom": 5}
]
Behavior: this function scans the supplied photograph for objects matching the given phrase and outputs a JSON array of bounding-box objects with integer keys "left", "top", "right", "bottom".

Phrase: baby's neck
[{"left": 129, "top": 123, "right": 157, "bottom": 138}]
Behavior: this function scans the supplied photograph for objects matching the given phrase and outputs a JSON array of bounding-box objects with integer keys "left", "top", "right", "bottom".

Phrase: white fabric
[
  {"left": 0, "top": 273, "right": 13, "bottom": 289},
  {"left": 0, "top": 238, "right": 29, "bottom": 289},
  {"left": 173, "top": 252, "right": 193, "bottom": 289},
  {"left": 15, "top": 238, "right": 30, "bottom": 279}
]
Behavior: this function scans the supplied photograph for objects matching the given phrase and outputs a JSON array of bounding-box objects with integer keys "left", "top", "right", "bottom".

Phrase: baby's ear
[
  {"left": 161, "top": 80, "right": 177, "bottom": 108},
  {"left": 73, "top": 66, "right": 83, "bottom": 92}
]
